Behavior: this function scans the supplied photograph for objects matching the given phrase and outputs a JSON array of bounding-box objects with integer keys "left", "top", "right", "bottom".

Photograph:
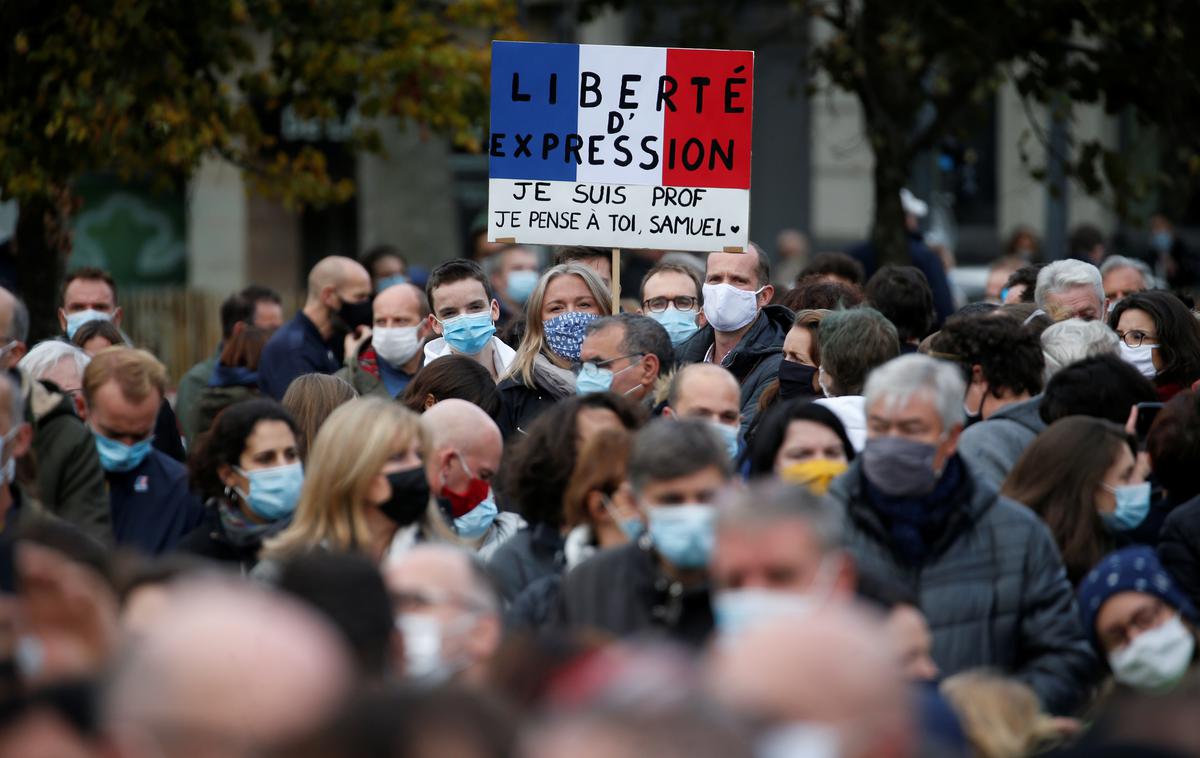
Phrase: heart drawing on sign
[{"left": 730, "top": 225, "right": 740, "bottom": 233}]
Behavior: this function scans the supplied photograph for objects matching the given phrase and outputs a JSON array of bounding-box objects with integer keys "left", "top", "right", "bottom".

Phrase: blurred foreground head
[
  {"left": 102, "top": 577, "right": 353, "bottom": 758},
  {"left": 706, "top": 605, "right": 914, "bottom": 758}
]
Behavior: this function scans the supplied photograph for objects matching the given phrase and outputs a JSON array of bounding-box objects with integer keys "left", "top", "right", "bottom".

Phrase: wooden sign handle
[{"left": 610, "top": 248, "right": 621, "bottom": 313}]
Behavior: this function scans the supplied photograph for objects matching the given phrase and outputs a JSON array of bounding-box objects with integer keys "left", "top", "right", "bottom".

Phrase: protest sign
[{"left": 487, "top": 41, "right": 754, "bottom": 254}]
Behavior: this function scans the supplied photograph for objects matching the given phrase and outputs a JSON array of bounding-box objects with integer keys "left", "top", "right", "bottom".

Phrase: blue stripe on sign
[{"left": 489, "top": 41, "right": 579, "bottom": 182}]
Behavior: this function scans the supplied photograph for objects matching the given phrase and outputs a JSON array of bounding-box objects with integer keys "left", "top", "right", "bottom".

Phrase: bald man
[
  {"left": 419, "top": 399, "right": 521, "bottom": 558},
  {"left": 336, "top": 283, "right": 431, "bottom": 399},
  {"left": 664, "top": 363, "right": 743, "bottom": 461},
  {"left": 259, "top": 256, "right": 373, "bottom": 400},
  {"left": 384, "top": 544, "right": 503, "bottom": 685},
  {"left": 707, "top": 607, "right": 916, "bottom": 758},
  {"left": 103, "top": 578, "right": 353, "bottom": 758}
]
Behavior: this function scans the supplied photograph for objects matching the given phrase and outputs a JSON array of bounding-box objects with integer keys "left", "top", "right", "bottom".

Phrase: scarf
[
  {"left": 863, "top": 456, "right": 966, "bottom": 567},
  {"left": 216, "top": 498, "right": 290, "bottom": 548},
  {"left": 531, "top": 352, "right": 577, "bottom": 399}
]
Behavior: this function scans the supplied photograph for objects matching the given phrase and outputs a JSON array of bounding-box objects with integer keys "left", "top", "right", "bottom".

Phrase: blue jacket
[
  {"left": 107, "top": 449, "right": 206, "bottom": 556},
  {"left": 258, "top": 311, "right": 340, "bottom": 400},
  {"left": 848, "top": 234, "right": 956, "bottom": 327}
]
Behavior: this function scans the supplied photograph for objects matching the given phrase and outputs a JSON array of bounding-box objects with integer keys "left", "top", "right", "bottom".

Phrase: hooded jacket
[
  {"left": 21, "top": 370, "right": 111, "bottom": 545},
  {"left": 828, "top": 457, "right": 1097, "bottom": 715},
  {"left": 676, "top": 304, "right": 792, "bottom": 435},
  {"left": 956, "top": 395, "right": 1046, "bottom": 490}
]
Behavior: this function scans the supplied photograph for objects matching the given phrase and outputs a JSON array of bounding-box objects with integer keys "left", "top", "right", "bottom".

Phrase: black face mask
[
  {"left": 778, "top": 361, "right": 819, "bottom": 401},
  {"left": 379, "top": 467, "right": 431, "bottom": 527},
  {"left": 335, "top": 296, "right": 373, "bottom": 331}
]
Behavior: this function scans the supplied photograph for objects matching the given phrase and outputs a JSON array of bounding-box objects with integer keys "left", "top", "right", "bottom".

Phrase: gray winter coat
[
  {"left": 676, "top": 305, "right": 792, "bottom": 435},
  {"left": 956, "top": 395, "right": 1045, "bottom": 490},
  {"left": 828, "top": 457, "right": 1097, "bottom": 715}
]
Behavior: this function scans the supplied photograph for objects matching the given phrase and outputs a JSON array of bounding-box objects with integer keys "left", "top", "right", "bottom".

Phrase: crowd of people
[{"left": 0, "top": 209, "right": 1200, "bottom": 757}]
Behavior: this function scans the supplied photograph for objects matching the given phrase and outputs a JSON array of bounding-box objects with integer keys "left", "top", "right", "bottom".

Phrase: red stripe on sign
[{"left": 661, "top": 48, "right": 753, "bottom": 189}]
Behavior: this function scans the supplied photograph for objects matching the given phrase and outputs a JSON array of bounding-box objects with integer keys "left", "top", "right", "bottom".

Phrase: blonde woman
[
  {"left": 496, "top": 263, "right": 611, "bottom": 437},
  {"left": 255, "top": 397, "right": 434, "bottom": 578}
]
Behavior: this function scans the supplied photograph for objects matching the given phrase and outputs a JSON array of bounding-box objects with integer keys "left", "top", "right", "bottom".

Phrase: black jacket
[
  {"left": 676, "top": 305, "right": 792, "bottom": 435},
  {"left": 496, "top": 379, "right": 560, "bottom": 439},
  {"left": 1157, "top": 494, "right": 1200, "bottom": 608},
  {"left": 554, "top": 538, "right": 713, "bottom": 648},
  {"left": 487, "top": 524, "right": 564, "bottom": 602},
  {"left": 829, "top": 457, "right": 1098, "bottom": 715}
]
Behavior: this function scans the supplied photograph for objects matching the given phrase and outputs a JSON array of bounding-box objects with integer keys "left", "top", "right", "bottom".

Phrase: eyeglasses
[
  {"left": 1117, "top": 329, "right": 1158, "bottom": 348},
  {"left": 642, "top": 296, "right": 699, "bottom": 313},
  {"left": 581, "top": 353, "right": 643, "bottom": 371}
]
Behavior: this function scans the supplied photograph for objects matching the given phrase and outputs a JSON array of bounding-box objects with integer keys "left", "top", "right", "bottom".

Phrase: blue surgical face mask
[
  {"left": 376, "top": 274, "right": 408, "bottom": 293},
  {"left": 544, "top": 312, "right": 599, "bottom": 362},
  {"left": 506, "top": 270, "right": 539, "bottom": 304},
  {"left": 234, "top": 462, "right": 303, "bottom": 521},
  {"left": 711, "top": 422, "right": 740, "bottom": 461},
  {"left": 648, "top": 305, "right": 700, "bottom": 347},
  {"left": 439, "top": 311, "right": 496, "bottom": 356},
  {"left": 93, "top": 431, "right": 154, "bottom": 473},
  {"left": 454, "top": 490, "right": 498, "bottom": 539},
  {"left": 601, "top": 493, "right": 645, "bottom": 542},
  {"left": 1101, "top": 481, "right": 1152, "bottom": 531},
  {"left": 65, "top": 309, "right": 112, "bottom": 340},
  {"left": 575, "top": 357, "right": 642, "bottom": 396},
  {"left": 647, "top": 503, "right": 716, "bottom": 569}
]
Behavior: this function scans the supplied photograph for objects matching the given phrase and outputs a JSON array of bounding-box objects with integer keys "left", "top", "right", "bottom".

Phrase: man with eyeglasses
[
  {"left": 384, "top": 544, "right": 503, "bottom": 686},
  {"left": 576, "top": 314, "right": 673, "bottom": 405},
  {"left": 639, "top": 261, "right": 704, "bottom": 347}
]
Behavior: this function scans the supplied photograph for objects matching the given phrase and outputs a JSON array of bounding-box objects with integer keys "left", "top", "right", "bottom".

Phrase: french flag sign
[{"left": 487, "top": 41, "right": 753, "bottom": 252}]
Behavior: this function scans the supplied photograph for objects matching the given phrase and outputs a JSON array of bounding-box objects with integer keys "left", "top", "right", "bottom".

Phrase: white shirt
[{"left": 423, "top": 336, "right": 516, "bottom": 379}]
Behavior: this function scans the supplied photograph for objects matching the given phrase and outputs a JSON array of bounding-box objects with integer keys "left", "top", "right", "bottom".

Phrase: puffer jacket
[
  {"left": 676, "top": 304, "right": 792, "bottom": 435},
  {"left": 1157, "top": 494, "right": 1200, "bottom": 608},
  {"left": 957, "top": 395, "right": 1046, "bottom": 490},
  {"left": 828, "top": 457, "right": 1098, "bottom": 715}
]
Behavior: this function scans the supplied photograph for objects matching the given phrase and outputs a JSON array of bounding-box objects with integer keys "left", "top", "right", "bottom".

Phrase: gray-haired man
[{"left": 827, "top": 353, "right": 1097, "bottom": 714}]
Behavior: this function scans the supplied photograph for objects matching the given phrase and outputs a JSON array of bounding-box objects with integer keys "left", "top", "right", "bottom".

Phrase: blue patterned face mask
[{"left": 543, "top": 311, "right": 599, "bottom": 362}]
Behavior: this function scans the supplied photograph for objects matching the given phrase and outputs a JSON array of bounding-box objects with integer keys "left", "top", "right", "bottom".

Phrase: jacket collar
[
  {"left": 677, "top": 305, "right": 792, "bottom": 369},
  {"left": 834, "top": 456, "right": 993, "bottom": 562}
]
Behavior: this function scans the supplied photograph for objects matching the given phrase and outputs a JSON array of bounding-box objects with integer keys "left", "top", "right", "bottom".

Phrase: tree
[
  {"left": 1, "top": 0, "right": 517, "bottom": 340},
  {"left": 582, "top": 0, "right": 1200, "bottom": 266}
]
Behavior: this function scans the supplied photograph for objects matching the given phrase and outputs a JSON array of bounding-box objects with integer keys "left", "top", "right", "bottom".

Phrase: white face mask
[
  {"left": 1108, "top": 614, "right": 1195, "bottom": 691},
  {"left": 713, "top": 558, "right": 837, "bottom": 638},
  {"left": 702, "top": 282, "right": 764, "bottom": 333},
  {"left": 757, "top": 723, "right": 840, "bottom": 758},
  {"left": 397, "top": 614, "right": 447, "bottom": 682},
  {"left": 1119, "top": 341, "right": 1158, "bottom": 379},
  {"left": 373, "top": 326, "right": 422, "bottom": 367}
]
